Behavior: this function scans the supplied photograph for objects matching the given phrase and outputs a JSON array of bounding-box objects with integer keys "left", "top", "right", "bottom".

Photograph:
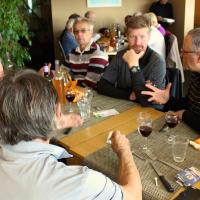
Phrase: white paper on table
[{"left": 93, "top": 109, "right": 119, "bottom": 118}]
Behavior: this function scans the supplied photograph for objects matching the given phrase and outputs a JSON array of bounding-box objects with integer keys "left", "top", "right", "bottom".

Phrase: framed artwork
[{"left": 87, "top": 0, "right": 122, "bottom": 8}]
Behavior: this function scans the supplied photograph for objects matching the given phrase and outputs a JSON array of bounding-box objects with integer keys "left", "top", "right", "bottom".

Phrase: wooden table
[
  {"left": 58, "top": 91, "right": 163, "bottom": 163},
  {"left": 57, "top": 92, "right": 200, "bottom": 200}
]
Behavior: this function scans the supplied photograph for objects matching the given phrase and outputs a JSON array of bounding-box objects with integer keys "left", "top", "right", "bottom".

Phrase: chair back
[
  {"left": 165, "top": 34, "right": 185, "bottom": 83},
  {"left": 57, "top": 37, "right": 67, "bottom": 62},
  {"left": 166, "top": 68, "right": 183, "bottom": 100}
]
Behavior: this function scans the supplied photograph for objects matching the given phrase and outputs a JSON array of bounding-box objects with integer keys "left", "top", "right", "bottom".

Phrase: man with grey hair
[
  {"left": 142, "top": 28, "right": 200, "bottom": 132},
  {"left": 98, "top": 15, "right": 166, "bottom": 109},
  {"left": 84, "top": 10, "right": 96, "bottom": 22},
  {"left": 0, "top": 69, "right": 142, "bottom": 200},
  {"left": 61, "top": 18, "right": 78, "bottom": 56},
  {"left": 84, "top": 10, "right": 101, "bottom": 43},
  {"left": 67, "top": 17, "right": 108, "bottom": 89}
]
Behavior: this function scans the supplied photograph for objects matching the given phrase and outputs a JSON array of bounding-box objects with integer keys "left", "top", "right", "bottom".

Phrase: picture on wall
[{"left": 87, "top": 0, "right": 122, "bottom": 8}]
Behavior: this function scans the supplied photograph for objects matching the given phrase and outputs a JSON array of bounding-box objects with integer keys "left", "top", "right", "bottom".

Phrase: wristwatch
[{"left": 131, "top": 66, "right": 140, "bottom": 73}]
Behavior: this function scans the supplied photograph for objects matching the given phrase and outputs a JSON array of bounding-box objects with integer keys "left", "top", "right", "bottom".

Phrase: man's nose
[{"left": 134, "top": 37, "right": 141, "bottom": 45}]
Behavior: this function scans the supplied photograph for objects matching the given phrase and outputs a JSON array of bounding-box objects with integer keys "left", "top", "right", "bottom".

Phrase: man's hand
[
  {"left": 141, "top": 83, "right": 172, "bottom": 104},
  {"left": 111, "top": 131, "right": 132, "bottom": 157},
  {"left": 122, "top": 49, "right": 144, "bottom": 68},
  {"left": 175, "top": 110, "right": 185, "bottom": 121},
  {"left": 111, "top": 131, "right": 142, "bottom": 200},
  {"left": 57, "top": 113, "right": 83, "bottom": 129}
]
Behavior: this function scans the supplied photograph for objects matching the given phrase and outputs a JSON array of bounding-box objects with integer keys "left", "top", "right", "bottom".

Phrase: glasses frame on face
[{"left": 73, "top": 29, "right": 91, "bottom": 35}]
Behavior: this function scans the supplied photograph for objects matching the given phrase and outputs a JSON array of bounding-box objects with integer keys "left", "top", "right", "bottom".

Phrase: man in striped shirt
[
  {"left": 142, "top": 28, "right": 200, "bottom": 132},
  {"left": 67, "top": 17, "right": 108, "bottom": 89}
]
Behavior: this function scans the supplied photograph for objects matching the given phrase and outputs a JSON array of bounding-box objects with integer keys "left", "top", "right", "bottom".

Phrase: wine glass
[
  {"left": 66, "top": 90, "right": 76, "bottom": 112},
  {"left": 165, "top": 111, "right": 179, "bottom": 144},
  {"left": 137, "top": 112, "right": 153, "bottom": 152}
]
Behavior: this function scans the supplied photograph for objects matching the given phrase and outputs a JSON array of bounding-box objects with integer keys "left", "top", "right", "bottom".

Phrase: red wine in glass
[
  {"left": 66, "top": 91, "right": 75, "bottom": 112},
  {"left": 166, "top": 118, "right": 178, "bottom": 128},
  {"left": 165, "top": 112, "right": 178, "bottom": 144},
  {"left": 137, "top": 112, "right": 153, "bottom": 151},
  {"left": 165, "top": 112, "right": 178, "bottom": 128},
  {"left": 139, "top": 126, "right": 152, "bottom": 137},
  {"left": 66, "top": 93, "right": 75, "bottom": 102}
]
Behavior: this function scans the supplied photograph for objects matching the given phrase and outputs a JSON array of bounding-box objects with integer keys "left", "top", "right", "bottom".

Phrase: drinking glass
[
  {"left": 66, "top": 90, "right": 76, "bottom": 112},
  {"left": 137, "top": 112, "right": 153, "bottom": 152},
  {"left": 84, "top": 87, "right": 93, "bottom": 103},
  {"left": 172, "top": 136, "right": 189, "bottom": 162},
  {"left": 165, "top": 111, "right": 179, "bottom": 144}
]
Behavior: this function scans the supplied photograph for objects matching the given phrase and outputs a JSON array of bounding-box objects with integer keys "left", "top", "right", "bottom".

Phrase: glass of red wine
[
  {"left": 165, "top": 111, "right": 179, "bottom": 144},
  {"left": 66, "top": 90, "right": 76, "bottom": 112},
  {"left": 137, "top": 112, "right": 153, "bottom": 152}
]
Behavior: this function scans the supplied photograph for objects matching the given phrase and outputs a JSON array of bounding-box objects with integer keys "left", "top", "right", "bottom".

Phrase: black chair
[
  {"left": 166, "top": 68, "right": 183, "bottom": 100},
  {"left": 57, "top": 37, "right": 67, "bottom": 63}
]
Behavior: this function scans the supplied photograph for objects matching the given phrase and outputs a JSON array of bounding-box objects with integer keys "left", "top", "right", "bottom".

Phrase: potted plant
[{"left": 0, "top": 0, "right": 31, "bottom": 69}]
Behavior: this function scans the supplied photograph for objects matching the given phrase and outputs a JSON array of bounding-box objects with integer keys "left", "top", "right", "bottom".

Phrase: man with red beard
[{"left": 97, "top": 15, "right": 166, "bottom": 109}]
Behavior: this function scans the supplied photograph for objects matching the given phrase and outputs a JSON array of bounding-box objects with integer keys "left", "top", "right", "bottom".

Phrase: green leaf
[{"left": 0, "top": 0, "right": 31, "bottom": 69}]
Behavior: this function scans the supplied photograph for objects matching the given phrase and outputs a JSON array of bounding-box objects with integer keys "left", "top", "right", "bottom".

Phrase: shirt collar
[
  {"left": 0, "top": 141, "right": 72, "bottom": 161},
  {"left": 75, "top": 39, "right": 96, "bottom": 53}
]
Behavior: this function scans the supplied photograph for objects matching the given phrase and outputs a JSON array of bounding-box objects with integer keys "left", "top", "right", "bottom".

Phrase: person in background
[
  {"left": 68, "top": 13, "right": 80, "bottom": 20},
  {"left": 0, "top": 69, "right": 142, "bottom": 200},
  {"left": 141, "top": 28, "right": 200, "bottom": 132},
  {"left": 132, "top": 11, "right": 142, "bottom": 17},
  {"left": 67, "top": 17, "right": 108, "bottom": 89},
  {"left": 149, "top": 0, "right": 174, "bottom": 29},
  {"left": 60, "top": 18, "right": 78, "bottom": 57},
  {"left": 84, "top": 10, "right": 101, "bottom": 42},
  {"left": 84, "top": 10, "right": 97, "bottom": 22},
  {"left": 97, "top": 15, "right": 166, "bottom": 110},
  {"left": 124, "top": 15, "right": 132, "bottom": 26},
  {"left": 145, "top": 12, "right": 166, "bottom": 36},
  {"left": 143, "top": 12, "right": 166, "bottom": 60}
]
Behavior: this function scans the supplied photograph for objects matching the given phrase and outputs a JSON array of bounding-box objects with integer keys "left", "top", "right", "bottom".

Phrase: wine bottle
[{"left": 44, "top": 63, "right": 52, "bottom": 83}]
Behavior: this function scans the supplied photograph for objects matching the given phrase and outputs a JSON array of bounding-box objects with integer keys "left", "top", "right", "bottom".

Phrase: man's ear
[{"left": 55, "top": 103, "right": 62, "bottom": 120}]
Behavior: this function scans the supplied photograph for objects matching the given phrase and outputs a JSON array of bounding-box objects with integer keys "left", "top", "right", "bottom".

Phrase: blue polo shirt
[{"left": 0, "top": 141, "right": 123, "bottom": 200}]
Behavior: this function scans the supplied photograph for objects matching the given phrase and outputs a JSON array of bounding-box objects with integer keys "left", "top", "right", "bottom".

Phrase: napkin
[{"left": 93, "top": 109, "right": 119, "bottom": 118}]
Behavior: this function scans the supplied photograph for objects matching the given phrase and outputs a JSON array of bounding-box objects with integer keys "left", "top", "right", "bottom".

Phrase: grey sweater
[{"left": 97, "top": 47, "right": 166, "bottom": 109}]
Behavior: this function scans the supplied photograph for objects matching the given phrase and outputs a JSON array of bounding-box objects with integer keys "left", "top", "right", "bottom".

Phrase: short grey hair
[
  {"left": 0, "top": 69, "right": 58, "bottom": 145},
  {"left": 187, "top": 28, "right": 200, "bottom": 50},
  {"left": 73, "top": 17, "right": 94, "bottom": 32}
]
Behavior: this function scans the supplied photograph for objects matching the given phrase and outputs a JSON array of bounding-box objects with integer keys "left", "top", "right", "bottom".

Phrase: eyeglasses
[
  {"left": 180, "top": 48, "right": 199, "bottom": 54},
  {"left": 73, "top": 29, "right": 91, "bottom": 34}
]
